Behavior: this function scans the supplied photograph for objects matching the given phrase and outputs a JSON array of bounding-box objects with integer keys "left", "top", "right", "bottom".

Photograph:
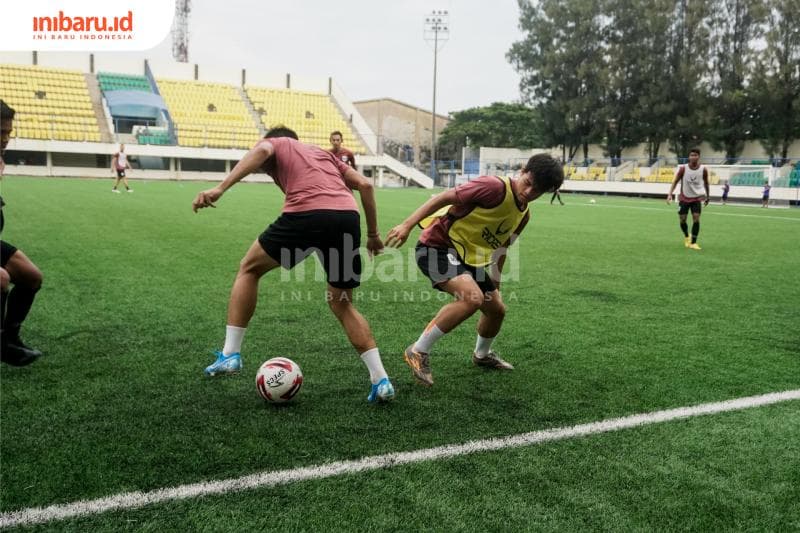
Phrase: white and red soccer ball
[{"left": 256, "top": 357, "right": 303, "bottom": 403}]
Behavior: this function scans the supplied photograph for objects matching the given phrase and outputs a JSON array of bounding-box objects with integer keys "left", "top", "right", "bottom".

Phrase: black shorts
[
  {"left": 258, "top": 210, "right": 362, "bottom": 289},
  {"left": 678, "top": 201, "right": 702, "bottom": 215},
  {"left": 415, "top": 243, "right": 497, "bottom": 295},
  {"left": 1, "top": 240, "right": 18, "bottom": 268},
  {"left": 116, "top": 169, "right": 126, "bottom": 178}
]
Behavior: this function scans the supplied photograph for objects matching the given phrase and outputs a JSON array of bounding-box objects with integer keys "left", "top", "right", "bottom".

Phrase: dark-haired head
[
  {"left": 524, "top": 153, "right": 564, "bottom": 194},
  {"left": 0, "top": 100, "right": 15, "bottom": 121},
  {"left": 689, "top": 148, "right": 701, "bottom": 156},
  {"left": 1, "top": 99, "right": 16, "bottom": 154},
  {"left": 264, "top": 126, "right": 298, "bottom": 140}
]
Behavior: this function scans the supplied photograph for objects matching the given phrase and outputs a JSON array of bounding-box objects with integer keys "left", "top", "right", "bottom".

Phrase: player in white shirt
[
  {"left": 666, "top": 148, "right": 709, "bottom": 250},
  {"left": 111, "top": 144, "right": 133, "bottom": 193}
]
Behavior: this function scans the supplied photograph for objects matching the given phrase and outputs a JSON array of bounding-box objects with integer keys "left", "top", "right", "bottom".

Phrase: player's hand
[
  {"left": 666, "top": 194, "right": 673, "bottom": 204},
  {"left": 192, "top": 187, "right": 223, "bottom": 212},
  {"left": 366, "top": 235, "right": 384, "bottom": 259},
  {"left": 704, "top": 197, "right": 709, "bottom": 206},
  {"left": 385, "top": 223, "right": 411, "bottom": 248}
]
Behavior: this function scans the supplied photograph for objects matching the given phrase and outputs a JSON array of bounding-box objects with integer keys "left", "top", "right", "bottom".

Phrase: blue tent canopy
[{"left": 105, "top": 91, "right": 167, "bottom": 119}]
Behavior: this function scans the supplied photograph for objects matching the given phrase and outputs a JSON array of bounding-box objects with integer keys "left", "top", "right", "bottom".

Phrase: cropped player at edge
[
  {"left": 385, "top": 154, "right": 564, "bottom": 386},
  {"left": 192, "top": 126, "right": 395, "bottom": 404}
]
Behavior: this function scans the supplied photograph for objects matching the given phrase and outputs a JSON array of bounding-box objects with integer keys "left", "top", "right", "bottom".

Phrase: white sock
[
  {"left": 222, "top": 325, "right": 247, "bottom": 356},
  {"left": 474, "top": 334, "right": 495, "bottom": 358},
  {"left": 414, "top": 322, "right": 445, "bottom": 354},
  {"left": 360, "top": 348, "right": 388, "bottom": 384}
]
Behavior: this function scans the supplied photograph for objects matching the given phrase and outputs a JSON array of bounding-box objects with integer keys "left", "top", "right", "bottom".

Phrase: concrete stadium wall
[
  {"left": 596, "top": 140, "right": 800, "bottom": 161},
  {"left": 561, "top": 179, "right": 800, "bottom": 202}
]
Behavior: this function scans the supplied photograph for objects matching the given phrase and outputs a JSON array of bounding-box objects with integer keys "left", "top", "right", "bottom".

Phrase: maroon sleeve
[
  {"left": 333, "top": 153, "right": 351, "bottom": 176},
  {"left": 453, "top": 176, "right": 506, "bottom": 209}
]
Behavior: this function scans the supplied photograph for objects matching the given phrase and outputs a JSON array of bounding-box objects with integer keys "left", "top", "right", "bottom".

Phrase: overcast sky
[{"left": 146, "top": 0, "right": 524, "bottom": 116}]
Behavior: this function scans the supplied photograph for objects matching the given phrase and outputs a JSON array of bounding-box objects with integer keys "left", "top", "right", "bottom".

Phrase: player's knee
[
  {"left": 489, "top": 300, "right": 507, "bottom": 319},
  {"left": 0, "top": 268, "right": 9, "bottom": 291},
  {"left": 238, "top": 258, "right": 261, "bottom": 277},
  {"left": 27, "top": 266, "right": 43, "bottom": 291},
  {"left": 459, "top": 291, "right": 484, "bottom": 313},
  {"left": 327, "top": 291, "right": 353, "bottom": 314}
]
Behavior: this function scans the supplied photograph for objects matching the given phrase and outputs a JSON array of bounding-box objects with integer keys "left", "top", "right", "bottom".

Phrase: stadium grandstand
[
  {"left": 1, "top": 52, "right": 797, "bottom": 201},
  {"left": 0, "top": 52, "right": 433, "bottom": 187},
  {"left": 246, "top": 86, "right": 366, "bottom": 153},
  {"left": 0, "top": 64, "right": 102, "bottom": 143}
]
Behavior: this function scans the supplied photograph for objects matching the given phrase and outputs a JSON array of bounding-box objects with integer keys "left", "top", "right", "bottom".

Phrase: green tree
[
  {"left": 508, "top": 0, "right": 606, "bottom": 162},
  {"left": 706, "top": 0, "right": 767, "bottom": 161},
  {"left": 602, "top": 0, "right": 654, "bottom": 160},
  {"left": 752, "top": 0, "right": 800, "bottom": 160},
  {"left": 665, "top": 0, "right": 714, "bottom": 158},
  {"left": 436, "top": 102, "right": 546, "bottom": 160},
  {"left": 625, "top": 0, "right": 675, "bottom": 162}
]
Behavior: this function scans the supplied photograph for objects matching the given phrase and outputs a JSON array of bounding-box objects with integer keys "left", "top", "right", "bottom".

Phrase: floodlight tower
[
  {"left": 172, "top": 0, "right": 191, "bottom": 63},
  {"left": 424, "top": 10, "right": 449, "bottom": 183}
]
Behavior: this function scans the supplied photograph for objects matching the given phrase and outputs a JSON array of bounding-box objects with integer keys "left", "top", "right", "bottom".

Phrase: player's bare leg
[
  {"left": 405, "top": 274, "right": 484, "bottom": 386},
  {"left": 473, "top": 290, "right": 513, "bottom": 369},
  {"left": 226, "top": 240, "right": 280, "bottom": 327},
  {"left": 327, "top": 285, "right": 393, "bottom": 402},
  {"left": 205, "top": 240, "right": 279, "bottom": 376}
]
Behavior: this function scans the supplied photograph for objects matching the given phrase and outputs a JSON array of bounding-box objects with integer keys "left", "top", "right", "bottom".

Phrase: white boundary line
[{"left": 2, "top": 389, "right": 799, "bottom": 528}]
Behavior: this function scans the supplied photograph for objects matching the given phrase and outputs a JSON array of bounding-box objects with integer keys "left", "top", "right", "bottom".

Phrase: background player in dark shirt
[{"left": 329, "top": 130, "right": 356, "bottom": 169}]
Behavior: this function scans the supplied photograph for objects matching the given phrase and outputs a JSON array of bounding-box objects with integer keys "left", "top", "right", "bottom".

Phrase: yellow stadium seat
[
  {"left": 0, "top": 64, "right": 101, "bottom": 142},
  {"left": 244, "top": 85, "right": 367, "bottom": 153}
]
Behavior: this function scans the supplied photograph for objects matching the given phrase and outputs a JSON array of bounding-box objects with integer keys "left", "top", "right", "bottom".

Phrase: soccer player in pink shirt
[{"left": 192, "top": 127, "right": 394, "bottom": 403}]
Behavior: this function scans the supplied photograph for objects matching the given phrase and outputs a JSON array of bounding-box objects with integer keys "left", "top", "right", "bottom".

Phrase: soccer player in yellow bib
[{"left": 385, "top": 154, "right": 564, "bottom": 386}]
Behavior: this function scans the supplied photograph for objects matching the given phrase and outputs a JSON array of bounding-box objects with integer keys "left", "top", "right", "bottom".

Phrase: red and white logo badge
[{"left": 2, "top": 0, "right": 174, "bottom": 51}]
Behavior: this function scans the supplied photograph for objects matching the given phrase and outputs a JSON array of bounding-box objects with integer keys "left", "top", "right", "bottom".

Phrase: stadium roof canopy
[{"left": 105, "top": 91, "right": 167, "bottom": 119}]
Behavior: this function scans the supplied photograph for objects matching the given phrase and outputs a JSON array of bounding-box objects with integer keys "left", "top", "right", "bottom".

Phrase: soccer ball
[
  {"left": 256, "top": 357, "right": 303, "bottom": 403},
  {"left": 589, "top": 198, "right": 597, "bottom": 204}
]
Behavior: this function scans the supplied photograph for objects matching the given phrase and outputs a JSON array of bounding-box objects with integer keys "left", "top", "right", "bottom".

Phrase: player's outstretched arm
[
  {"left": 385, "top": 188, "right": 459, "bottom": 248},
  {"left": 192, "top": 140, "right": 274, "bottom": 212},
  {"left": 343, "top": 168, "right": 383, "bottom": 258},
  {"left": 666, "top": 167, "right": 684, "bottom": 204},
  {"left": 703, "top": 169, "right": 710, "bottom": 206}
]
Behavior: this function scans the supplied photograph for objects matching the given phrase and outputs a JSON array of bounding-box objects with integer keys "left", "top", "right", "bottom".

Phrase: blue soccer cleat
[
  {"left": 204, "top": 351, "right": 242, "bottom": 376},
  {"left": 367, "top": 377, "right": 395, "bottom": 403}
]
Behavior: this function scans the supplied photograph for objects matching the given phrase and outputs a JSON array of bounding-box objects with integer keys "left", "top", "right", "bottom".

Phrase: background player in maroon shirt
[{"left": 329, "top": 130, "right": 356, "bottom": 169}]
